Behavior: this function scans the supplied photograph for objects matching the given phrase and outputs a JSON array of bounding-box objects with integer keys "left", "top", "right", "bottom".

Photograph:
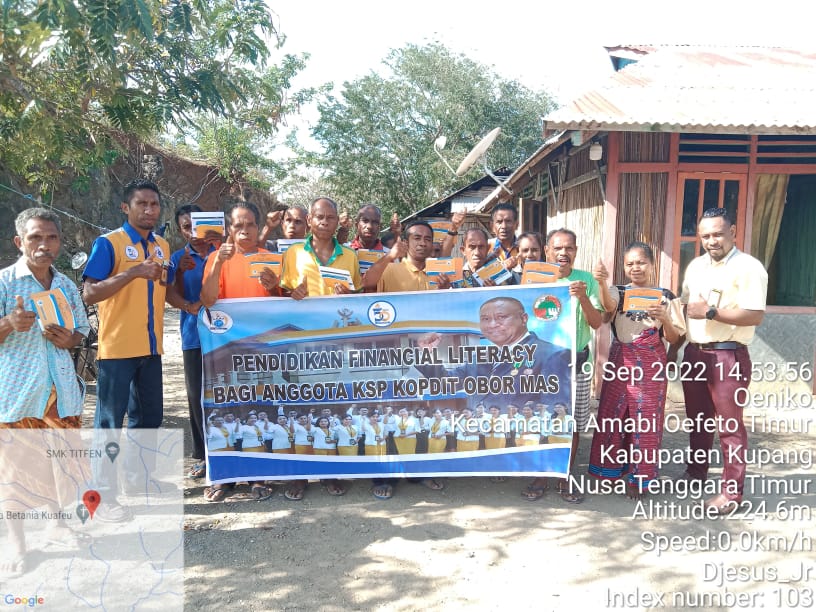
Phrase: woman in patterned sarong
[{"left": 588, "top": 242, "right": 685, "bottom": 499}]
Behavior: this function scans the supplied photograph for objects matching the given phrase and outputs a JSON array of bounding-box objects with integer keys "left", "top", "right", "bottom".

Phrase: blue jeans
[
  {"left": 95, "top": 355, "right": 164, "bottom": 429},
  {"left": 93, "top": 356, "right": 163, "bottom": 498}
]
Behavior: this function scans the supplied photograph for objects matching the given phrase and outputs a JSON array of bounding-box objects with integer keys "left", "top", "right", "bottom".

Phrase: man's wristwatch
[
  {"left": 705, "top": 306, "right": 718, "bottom": 320},
  {"left": 447, "top": 230, "right": 458, "bottom": 236}
]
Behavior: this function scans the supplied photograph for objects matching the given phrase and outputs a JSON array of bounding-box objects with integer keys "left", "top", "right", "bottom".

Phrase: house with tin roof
[{"left": 481, "top": 45, "right": 816, "bottom": 394}]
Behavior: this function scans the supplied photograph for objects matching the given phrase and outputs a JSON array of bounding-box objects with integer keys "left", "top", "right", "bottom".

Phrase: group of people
[
  {"left": 0, "top": 174, "right": 768, "bottom": 574},
  {"left": 205, "top": 401, "right": 572, "bottom": 458}
]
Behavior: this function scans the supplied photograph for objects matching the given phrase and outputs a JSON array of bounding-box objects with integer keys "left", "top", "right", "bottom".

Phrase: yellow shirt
[
  {"left": 281, "top": 237, "right": 361, "bottom": 295},
  {"left": 86, "top": 224, "right": 169, "bottom": 359},
  {"left": 681, "top": 247, "right": 767, "bottom": 345},
  {"left": 377, "top": 259, "right": 432, "bottom": 293}
]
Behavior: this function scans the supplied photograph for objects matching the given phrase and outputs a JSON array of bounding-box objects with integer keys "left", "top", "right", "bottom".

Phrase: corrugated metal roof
[{"left": 544, "top": 46, "right": 816, "bottom": 134}]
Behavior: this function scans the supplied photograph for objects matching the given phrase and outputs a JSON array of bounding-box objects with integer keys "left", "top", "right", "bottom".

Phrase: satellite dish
[
  {"left": 71, "top": 252, "right": 88, "bottom": 270},
  {"left": 455, "top": 127, "right": 501, "bottom": 177}
]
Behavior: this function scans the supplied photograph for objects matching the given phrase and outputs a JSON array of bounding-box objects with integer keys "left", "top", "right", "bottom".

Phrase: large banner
[{"left": 199, "top": 284, "right": 576, "bottom": 482}]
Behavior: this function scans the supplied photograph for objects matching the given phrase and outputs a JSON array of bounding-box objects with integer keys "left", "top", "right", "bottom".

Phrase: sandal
[
  {"left": 187, "top": 463, "right": 206, "bottom": 479},
  {"left": 0, "top": 554, "right": 27, "bottom": 579},
  {"left": 326, "top": 482, "right": 347, "bottom": 496},
  {"left": 251, "top": 484, "right": 274, "bottom": 501},
  {"left": 204, "top": 484, "right": 231, "bottom": 503},
  {"left": 420, "top": 478, "right": 445, "bottom": 490},
  {"left": 521, "top": 483, "right": 547, "bottom": 501},
  {"left": 284, "top": 482, "right": 306, "bottom": 501},
  {"left": 626, "top": 483, "right": 646, "bottom": 501},
  {"left": 557, "top": 480, "right": 584, "bottom": 504},
  {"left": 490, "top": 476, "right": 507, "bottom": 483},
  {"left": 372, "top": 484, "right": 393, "bottom": 500}
]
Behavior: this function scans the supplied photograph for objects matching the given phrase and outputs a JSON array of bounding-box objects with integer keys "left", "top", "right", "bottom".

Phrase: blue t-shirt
[{"left": 170, "top": 244, "right": 213, "bottom": 350}]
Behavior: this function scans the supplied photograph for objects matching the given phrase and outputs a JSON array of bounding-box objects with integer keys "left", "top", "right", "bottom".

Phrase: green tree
[
  {"left": 0, "top": 0, "right": 303, "bottom": 189},
  {"left": 306, "top": 42, "right": 556, "bottom": 217}
]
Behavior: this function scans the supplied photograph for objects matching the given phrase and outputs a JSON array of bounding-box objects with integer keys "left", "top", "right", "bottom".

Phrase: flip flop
[
  {"left": 521, "top": 483, "right": 547, "bottom": 501},
  {"left": 490, "top": 476, "right": 507, "bottom": 483},
  {"left": 325, "top": 482, "right": 347, "bottom": 496},
  {"left": 372, "top": 484, "right": 393, "bottom": 500},
  {"left": 557, "top": 482, "right": 584, "bottom": 504},
  {"left": 204, "top": 485, "right": 229, "bottom": 503},
  {"left": 420, "top": 478, "right": 445, "bottom": 490},
  {"left": 0, "top": 555, "right": 26, "bottom": 579},
  {"left": 284, "top": 483, "right": 306, "bottom": 501},
  {"left": 251, "top": 484, "right": 274, "bottom": 501},
  {"left": 187, "top": 463, "right": 206, "bottom": 479}
]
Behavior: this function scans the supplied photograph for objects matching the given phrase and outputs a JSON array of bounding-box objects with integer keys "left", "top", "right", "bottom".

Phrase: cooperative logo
[
  {"left": 368, "top": 301, "right": 395, "bottom": 327},
  {"left": 153, "top": 245, "right": 165, "bottom": 259},
  {"left": 206, "top": 310, "right": 233, "bottom": 334},
  {"left": 125, "top": 245, "right": 139, "bottom": 260},
  {"left": 533, "top": 294, "right": 561, "bottom": 321}
]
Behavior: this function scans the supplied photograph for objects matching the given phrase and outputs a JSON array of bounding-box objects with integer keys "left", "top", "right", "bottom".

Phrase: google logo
[{"left": 2, "top": 595, "right": 45, "bottom": 607}]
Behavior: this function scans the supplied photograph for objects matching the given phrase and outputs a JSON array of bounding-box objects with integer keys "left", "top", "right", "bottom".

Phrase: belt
[{"left": 691, "top": 341, "right": 744, "bottom": 350}]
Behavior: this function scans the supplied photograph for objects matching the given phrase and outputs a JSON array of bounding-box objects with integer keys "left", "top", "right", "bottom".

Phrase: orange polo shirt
[{"left": 202, "top": 248, "right": 276, "bottom": 299}]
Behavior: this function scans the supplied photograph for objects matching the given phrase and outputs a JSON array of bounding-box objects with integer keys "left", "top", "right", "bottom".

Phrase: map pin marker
[
  {"left": 105, "top": 442, "right": 120, "bottom": 463},
  {"left": 76, "top": 504, "right": 90, "bottom": 524},
  {"left": 83, "top": 490, "right": 101, "bottom": 519}
]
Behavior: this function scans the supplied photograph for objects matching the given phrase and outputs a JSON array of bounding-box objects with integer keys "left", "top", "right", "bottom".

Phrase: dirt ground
[{"left": 87, "top": 311, "right": 816, "bottom": 611}]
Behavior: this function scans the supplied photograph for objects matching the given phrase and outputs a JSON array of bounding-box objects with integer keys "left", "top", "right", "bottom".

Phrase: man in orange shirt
[
  {"left": 201, "top": 202, "right": 280, "bottom": 305},
  {"left": 200, "top": 202, "right": 279, "bottom": 502}
]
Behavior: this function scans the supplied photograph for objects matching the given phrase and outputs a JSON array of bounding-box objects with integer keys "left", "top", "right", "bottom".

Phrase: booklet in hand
[
  {"left": 425, "top": 257, "right": 463, "bottom": 286},
  {"left": 474, "top": 258, "right": 513, "bottom": 286},
  {"left": 190, "top": 211, "right": 225, "bottom": 240},
  {"left": 29, "top": 287, "right": 76, "bottom": 331},
  {"left": 319, "top": 266, "right": 354, "bottom": 292},
  {"left": 357, "top": 249, "right": 387, "bottom": 275},
  {"left": 622, "top": 287, "right": 664, "bottom": 312},
  {"left": 520, "top": 261, "right": 560, "bottom": 284},
  {"left": 245, "top": 252, "right": 283, "bottom": 278}
]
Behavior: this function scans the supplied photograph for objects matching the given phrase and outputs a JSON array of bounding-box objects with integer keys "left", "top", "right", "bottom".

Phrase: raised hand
[
  {"left": 8, "top": 295, "right": 36, "bottom": 332},
  {"left": 216, "top": 233, "right": 236, "bottom": 263},
  {"left": 178, "top": 245, "right": 195, "bottom": 271},
  {"left": 416, "top": 332, "right": 442, "bottom": 349},
  {"left": 291, "top": 278, "right": 309, "bottom": 301},
  {"left": 450, "top": 210, "right": 466, "bottom": 231},
  {"left": 388, "top": 239, "right": 408, "bottom": 261},
  {"left": 593, "top": 259, "right": 609, "bottom": 282},
  {"left": 266, "top": 210, "right": 283, "bottom": 230},
  {"left": 132, "top": 256, "right": 164, "bottom": 281},
  {"left": 390, "top": 212, "right": 402, "bottom": 237}
]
